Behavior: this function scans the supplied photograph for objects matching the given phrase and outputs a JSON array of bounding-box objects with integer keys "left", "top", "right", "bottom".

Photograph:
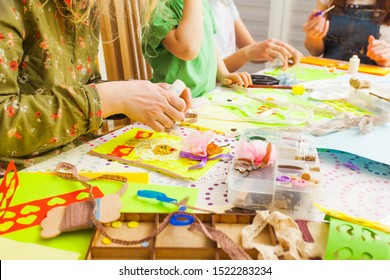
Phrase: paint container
[{"left": 348, "top": 55, "right": 360, "bottom": 76}]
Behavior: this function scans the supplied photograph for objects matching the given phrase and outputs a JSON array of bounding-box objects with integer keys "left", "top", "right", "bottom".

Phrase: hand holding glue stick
[
  {"left": 168, "top": 79, "right": 187, "bottom": 96},
  {"left": 164, "top": 79, "right": 192, "bottom": 131}
]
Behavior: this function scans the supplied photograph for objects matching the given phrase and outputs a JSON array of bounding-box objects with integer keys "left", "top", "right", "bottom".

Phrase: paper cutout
[
  {"left": 0, "top": 161, "right": 19, "bottom": 219},
  {"left": 0, "top": 169, "right": 149, "bottom": 235},
  {"left": 88, "top": 128, "right": 230, "bottom": 181},
  {"left": 0, "top": 186, "right": 104, "bottom": 235},
  {"left": 301, "top": 56, "right": 390, "bottom": 76},
  {"left": 325, "top": 217, "right": 390, "bottom": 260},
  {"left": 322, "top": 100, "right": 374, "bottom": 116},
  {"left": 265, "top": 64, "right": 343, "bottom": 81}
]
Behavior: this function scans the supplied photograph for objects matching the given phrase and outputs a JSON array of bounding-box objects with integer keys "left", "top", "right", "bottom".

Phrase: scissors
[{"left": 137, "top": 189, "right": 215, "bottom": 214}]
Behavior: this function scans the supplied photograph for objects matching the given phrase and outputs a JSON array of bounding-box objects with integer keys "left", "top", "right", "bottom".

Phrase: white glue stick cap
[{"left": 168, "top": 79, "right": 186, "bottom": 96}]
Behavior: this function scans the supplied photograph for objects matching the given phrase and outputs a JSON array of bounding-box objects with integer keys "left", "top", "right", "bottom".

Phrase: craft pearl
[
  {"left": 127, "top": 221, "right": 139, "bottom": 228},
  {"left": 102, "top": 237, "right": 112, "bottom": 245},
  {"left": 111, "top": 221, "right": 123, "bottom": 228}
]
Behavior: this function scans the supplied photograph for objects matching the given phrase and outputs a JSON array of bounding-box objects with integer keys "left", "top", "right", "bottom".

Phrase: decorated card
[{"left": 88, "top": 128, "right": 232, "bottom": 181}]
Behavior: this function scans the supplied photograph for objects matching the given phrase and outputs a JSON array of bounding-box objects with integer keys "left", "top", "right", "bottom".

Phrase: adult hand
[
  {"left": 303, "top": 10, "right": 329, "bottom": 40},
  {"left": 367, "top": 35, "right": 390, "bottom": 67},
  {"left": 220, "top": 71, "right": 252, "bottom": 87},
  {"left": 246, "top": 39, "right": 303, "bottom": 70},
  {"left": 97, "top": 80, "right": 192, "bottom": 132}
]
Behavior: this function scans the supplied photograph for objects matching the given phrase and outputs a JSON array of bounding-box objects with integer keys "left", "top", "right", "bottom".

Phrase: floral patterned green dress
[{"left": 0, "top": 1, "right": 104, "bottom": 172}]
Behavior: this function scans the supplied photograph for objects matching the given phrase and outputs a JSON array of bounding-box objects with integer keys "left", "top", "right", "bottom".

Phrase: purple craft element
[
  {"left": 179, "top": 151, "right": 233, "bottom": 170},
  {"left": 276, "top": 175, "right": 291, "bottom": 182},
  {"left": 344, "top": 160, "right": 360, "bottom": 171}
]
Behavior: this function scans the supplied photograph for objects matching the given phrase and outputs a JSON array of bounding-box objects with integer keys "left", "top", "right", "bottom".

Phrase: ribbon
[{"left": 179, "top": 151, "right": 233, "bottom": 170}]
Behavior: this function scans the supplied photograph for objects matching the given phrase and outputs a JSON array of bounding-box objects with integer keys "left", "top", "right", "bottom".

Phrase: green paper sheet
[
  {"left": 325, "top": 217, "right": 390, "bottom": 260},
  {"left": 1, "top": 171, "right": 198, "bottom": 259},
  {"left": 265, "top": 65, "right": 343, "bottom": 81}
]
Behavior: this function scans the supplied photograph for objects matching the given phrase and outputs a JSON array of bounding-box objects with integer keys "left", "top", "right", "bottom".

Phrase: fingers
[
  {"left": 367, "top": 37, "right": 390, "bottom": 62},
  {"left": 264, "top": 40, "right": 296, "bottom": 69},
  {"left": 304, "top": 15, "right": 328, "bottom": 39},
  {"left": 223, "top": 72, "right": 252, "bottom": 87},
  {"left": 179, "top": 87, "right": 192, "bottom": 112},
  {"left": 368, "top": 35, "right": 376, "bottom": 44}
]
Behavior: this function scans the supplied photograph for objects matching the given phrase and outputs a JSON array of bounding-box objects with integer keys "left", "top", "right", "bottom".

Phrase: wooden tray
[{"left": 87, "top": 213, "right": 276, "bottom": 260}]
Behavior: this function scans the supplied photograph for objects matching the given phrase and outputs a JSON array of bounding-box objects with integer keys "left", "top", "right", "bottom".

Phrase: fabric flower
[
  {"left": 181, "top": 130, "right": 215, "bottom": 157},
  {"left": 235, "top": 140, "right": 276, "bottom": 168}
]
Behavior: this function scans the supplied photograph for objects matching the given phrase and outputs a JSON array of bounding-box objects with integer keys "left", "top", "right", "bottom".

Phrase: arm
[
  {"left": 367, "top": 35, "right": 390, "bottom": 67},
  {"left": 162, "top": 0, "right": 203, "bottom": 60},
  {"left": 215, "top": 49, "right": 252, "bottom": 87},
  {"left": 303, "top": 1, "right": 330, "bottom": 56},
  {"left": 223, "top": 17, "right": 303, "bottom": 71}
]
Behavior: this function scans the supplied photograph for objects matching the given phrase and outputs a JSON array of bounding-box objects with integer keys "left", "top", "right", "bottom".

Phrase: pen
[{"left": 314, "top": 5, "right": 335, "bottom": 17}]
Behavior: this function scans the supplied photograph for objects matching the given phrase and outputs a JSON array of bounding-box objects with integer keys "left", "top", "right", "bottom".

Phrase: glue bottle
[
  {"left": 168, "top": 79, "right": 186, "bottom": 96},
  {"left": 348, "top": 55, "right": 360, "bottom": 76}
]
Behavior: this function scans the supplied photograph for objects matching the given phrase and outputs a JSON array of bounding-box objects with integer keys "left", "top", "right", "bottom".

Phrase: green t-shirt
[{"left": 142, "top": 0, "right": 217, "bottom": 98}]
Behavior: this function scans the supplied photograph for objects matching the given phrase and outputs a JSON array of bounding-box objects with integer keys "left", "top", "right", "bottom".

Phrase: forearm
[
  {"left": 216, "top": 50, "right": 230, "bottom": 83},
  {"left": 0, "top": 85, "right": 102, "bottom": 157},
  {"left": 304, "top": 37, "right": 325, "bottom": 57},
  {"left": 223, "top": 47, "right": 252, "bottom": 72}
]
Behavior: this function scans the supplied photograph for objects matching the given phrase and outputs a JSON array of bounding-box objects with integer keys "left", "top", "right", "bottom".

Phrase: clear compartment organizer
[{"left": 227, "top": 129, "right": 322, "bottom": 220}]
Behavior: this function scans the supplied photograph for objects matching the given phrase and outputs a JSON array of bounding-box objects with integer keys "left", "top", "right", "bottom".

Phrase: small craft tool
[
  {"left": 248, "top": 84, "right": 292, "bottom": 89},
  {"left": 136, "top": 190, "right": 215, "bottom": 213},
  {"left": 315, "top": 204, "right": 390, "bottom": 233},
  {"left": 315, "top": 5, "right": 335, "bottom": 17},
  {"left": 250, "top": 74, "right": 279, "bottom": 85}
]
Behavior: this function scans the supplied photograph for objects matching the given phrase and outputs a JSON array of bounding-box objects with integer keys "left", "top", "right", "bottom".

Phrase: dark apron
[{"left": 324, "top": 6, "right": 387, "bottom": 65}]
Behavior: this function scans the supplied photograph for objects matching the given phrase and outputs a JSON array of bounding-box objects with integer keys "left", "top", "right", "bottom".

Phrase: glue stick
[
  {"left": 348, "top": 55, "right": 360, "bottom": 76},
  {"left": 168, "top": 79, "right": 186, "bottom": 95}
]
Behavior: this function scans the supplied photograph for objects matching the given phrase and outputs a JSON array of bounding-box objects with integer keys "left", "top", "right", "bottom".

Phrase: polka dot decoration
[{"left": 22, "top": 124, "right": 390, "bottom": 223}]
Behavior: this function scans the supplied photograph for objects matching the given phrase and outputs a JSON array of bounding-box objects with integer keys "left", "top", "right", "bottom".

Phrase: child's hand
[
  {"left": 303, "top": 10, "right": 329, "bottom": 40},
  {"left": 367, "top": 35, "right": 390, "bottom": 67},
  {"left": 220, "top": 72, "right": 252, "bottom": 87},
  {"left": 246, "top": 39, "right": 303, "bottom": 70}
]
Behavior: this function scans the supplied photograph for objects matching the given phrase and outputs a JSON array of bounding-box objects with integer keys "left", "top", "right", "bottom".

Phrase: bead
[
  {"left": 127, "top": 221, "right": 139, "bottom": 228},
  {"left": 291, "top": 178, "right": 309, "bottom": 189},
  {"left": 111, "top": 221, "right": 122, "bottom": 228},
  {"left": 102, "top": 237, "right": 112, "bottom": 245},
  {"left": 301, "top": 173, "right": 311, "bottom": 180},
  {"left": 292, "top": 84, "right": 305, "bottom": 95}
]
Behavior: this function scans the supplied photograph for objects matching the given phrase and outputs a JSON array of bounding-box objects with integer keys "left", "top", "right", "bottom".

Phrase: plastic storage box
[{"left": 227, "top": 129, "right": 322, "bottom": 220}]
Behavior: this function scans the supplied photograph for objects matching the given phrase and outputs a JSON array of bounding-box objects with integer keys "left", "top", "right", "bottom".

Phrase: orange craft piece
[{"left": 0, "top": 161, "right": 104, "bottom": 235}]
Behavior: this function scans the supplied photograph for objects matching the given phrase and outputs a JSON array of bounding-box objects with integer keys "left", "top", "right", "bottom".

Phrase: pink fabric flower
[
  {"left": 235, "top": 140, "right": 276, "bottom": 167},
  {"left": 181, "top": 130, "right": 215, "bottom": 157}
]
